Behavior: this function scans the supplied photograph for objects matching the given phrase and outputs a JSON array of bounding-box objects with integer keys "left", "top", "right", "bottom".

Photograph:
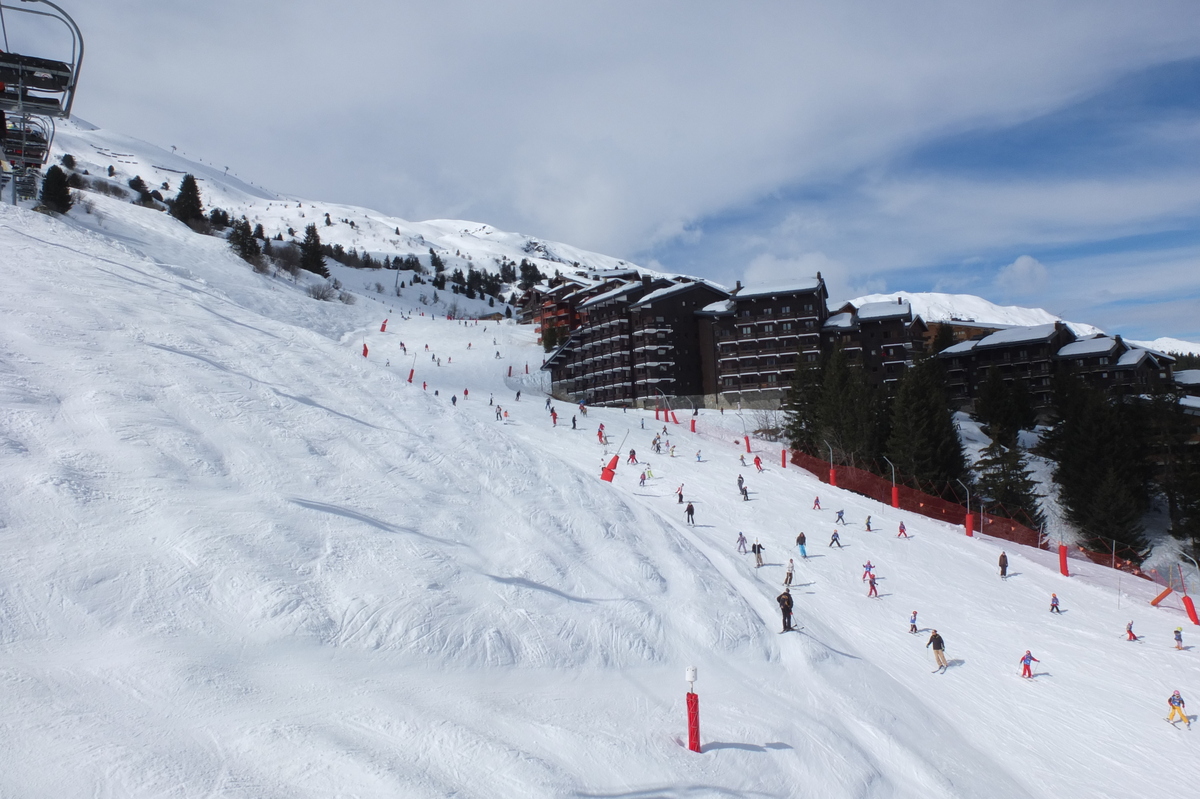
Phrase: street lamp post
[{"left": 955, "top": 479, "right": 973, "bottom": 537}]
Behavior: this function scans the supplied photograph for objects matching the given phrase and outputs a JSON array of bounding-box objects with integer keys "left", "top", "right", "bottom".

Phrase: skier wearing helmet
[
  {"left": 1019, "top": 650, "right": 1040, "bottom": 679},
  {"left": 1167, "top": 691, "right": 1189, "bottom": 728}
]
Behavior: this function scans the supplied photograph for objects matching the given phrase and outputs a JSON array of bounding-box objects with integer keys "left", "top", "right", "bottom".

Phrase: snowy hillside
[
  {"left": 1, "top": 144, "right": 1198, "bottom": 796},
  {"left": 849, "top": 291, "right": 1106, "bottom": 337}
]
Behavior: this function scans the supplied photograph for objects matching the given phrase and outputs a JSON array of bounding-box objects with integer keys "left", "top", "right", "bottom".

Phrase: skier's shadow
[
  {"left": 945, "top": 658, "right": 966, "bottom": 670},
  {"left": 800, "top": 554, "right": 825, "bottom": 559},
  {"left": 1004, "top": 572, "right": 1022, "bottom": 579},
  {"left": 1032, "top": 671, "right": 1052, "bottom": 678}
]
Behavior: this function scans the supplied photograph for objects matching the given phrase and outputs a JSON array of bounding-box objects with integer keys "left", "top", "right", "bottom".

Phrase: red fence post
[
  {"left": 407, "top": 369, "right": 414, "bottom": 383},
  {"left": 686, "top": 692, "right": 701, "bottom": 753},
  {"left": 671, "top": 412, "right": 679, "bottom": 424},
  {"left": 964, "top": 514, "right": 974, "bottom": 537},
  {"left": 744, "top": 436, "right": 751, "bottom": 453},
  {"left": 690, "top": 419, "right": 696, "bottom": 433},
  {"left": 600, "top": 455, "right": 619, "bottom": 483},
  {"left": 1058, "top": 544, "right": 1070, "bottom": 577},
  {"left": 829, "top": 468, "right": 837, "bottom": 487},
  {"left": 525, "top": 364, "right": 529, "bottom": 374},
  {"left": 891, "top": 485, "right": 899, "bottom": 508},
  {"left": 781, "top": 449, "right": 787, "bottom": 468},
  {"left": 508, "top": 365, "right": 512, "bottom": 377},
  {"left": 1183, "top": 595, "right": 1200, "bottom": 626}
]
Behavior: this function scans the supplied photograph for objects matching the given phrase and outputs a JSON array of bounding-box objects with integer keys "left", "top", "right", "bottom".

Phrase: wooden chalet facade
[{"left": 821, "top": 299, "right": 927, "bottom": 385}]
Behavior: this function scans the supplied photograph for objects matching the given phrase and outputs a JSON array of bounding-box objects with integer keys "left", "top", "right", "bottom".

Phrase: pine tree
[
  {"left": 169, "top": 174, "right": 204, "bottom": 223},
  {"left": 228, "top": 218, "right": 262, "bottom": 265},
  {"left": 974, "top": 439, "right": 1045, "bottom": 529},
  {"left": 429, "top": 248, "right": 445, "bottom": 272},
  {"left": 784, "top": 359, "right": 823, "bottom": 453},
  {"left": 299, "top": 224, "right": 329, "bottom": 277},
  {"left": 814, "top": 346, "right": 884, "bottom": 467},
  {"left": 887, "top": 356, "right": 966, "bottom": 491},
  {"left": 39, "top": 165, "right": 74, "bottom": 213},
  {"left": 930, "top": 323, "right": 956, "bottom": 354}
]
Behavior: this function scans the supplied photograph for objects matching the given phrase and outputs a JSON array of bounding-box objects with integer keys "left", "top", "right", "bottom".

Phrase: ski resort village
[{"left": 4, "top": 2, "right": 1200, "bottom": 797}]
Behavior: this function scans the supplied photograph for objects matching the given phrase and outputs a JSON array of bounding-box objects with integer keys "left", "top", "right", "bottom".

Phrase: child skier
[
  {"left": 1175, "top": 628, "right": 1184, "bottom": 650},
  {"left": 835, "top": 509, "right": 845, "bottom": 524},
  {"left": 639, "top": 471, "right": 646, "bottom": 487},
  {"left": 862, "top": 561, "right": 874, "bottom": 581},
  {"left": 1050, "top": 594, "right": 1061, "bottom": 613},
  {"left": 867, "top": 574, "right": 879, "bottom": 598},
  {"left": 1167, "top": 691, "right": 1189, "bottom": 727},
  {"left": 909, "top": 611, "right": 919, "bottom": 634},
  {"left": 829, "top": 530, "right": 842, "bottom": 548},
  {"left": 1020, "top": 650, "right": 1040, "bottom": 678},
  {"left": 1127, "top": 621, "right": 1138, "bottom": 641},
  {"left": 796, "top": 532, "right": 807, "bottom": 558},
  {"left": 676, "top": 484, "right": 684, "bottom": 504},
  {"left": 813, "top": 496, "right": 821, "bottom": 510},
  {"left": 897, "top": 521, "right": 908, "bottom": 538},
  {"left": 741, "top": 484, "right": 749, "bottom": 501},
  {"left": 865, "top": 516, "right": 872, "bottom": 532},
  {"left": 736, "top": 532, "right": 748, "bottom": 554},
  {"left": 754, "top": 455, "right": 763, "bottom": 472},
  {"left": 999, "top": 551, "right": 1009, "bottom": 579}
]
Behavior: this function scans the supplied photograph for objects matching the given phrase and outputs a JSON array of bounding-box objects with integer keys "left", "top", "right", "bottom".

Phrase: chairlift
[
  {"left": 0, "top": 0, "right": 84, "bottom": 118},
  {"left": 0, "top": 1, "right": 81, "bottom": 201}
]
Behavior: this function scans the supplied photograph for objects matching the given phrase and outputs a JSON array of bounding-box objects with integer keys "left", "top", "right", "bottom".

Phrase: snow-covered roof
[
  {"left": 823, "top": 312, "right": 855, "bottom": 330},
  {"left": 734, "top": 279, "right": 822, "bottom": 299},
  {"left": 699, "top": 299, "right": 735, "bottom": 315},
  {"left": 1177, "top": 369, "right": 1200, "bottom": 386},
  {"left": 1181, "top": 396, "right": 1200, "bottom": 412},
  {"left": 579, "top": 281, "right": 639, "bottom": 309},
  {"left": 1057, "top": 336, "right": 1118, "bottom": 358},
  {"left": 629, "top": 280, "right": 728, "bottom": 309},
  {"left": 856, "top": 300, "right": 911, "bottom": 321},
  {"left": 973, "top": 323, "right": 1061, "bottom": 349},
  {"left": 941, "top": 339, "right": 979, "bottom": 355}
]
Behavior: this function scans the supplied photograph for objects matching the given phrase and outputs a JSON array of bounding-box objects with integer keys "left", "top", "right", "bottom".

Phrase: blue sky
[{"left": 36, "top": 2, "right": 1200, "bottom": 342}]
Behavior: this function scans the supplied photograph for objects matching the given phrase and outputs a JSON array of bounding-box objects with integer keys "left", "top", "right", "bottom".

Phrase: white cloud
[{"left": 995, "top": 255, "right": 1050, "bottom": 296}]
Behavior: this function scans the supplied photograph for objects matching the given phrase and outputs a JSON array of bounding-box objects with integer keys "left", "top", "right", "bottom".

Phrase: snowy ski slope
[{"left": 1, "top": 188, "right": 1197, "bottom": 798}]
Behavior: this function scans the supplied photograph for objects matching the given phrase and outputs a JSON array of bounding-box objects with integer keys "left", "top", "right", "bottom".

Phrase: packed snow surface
[{"left": 0, "top": 123, "right": 1196, "bottom": 797}]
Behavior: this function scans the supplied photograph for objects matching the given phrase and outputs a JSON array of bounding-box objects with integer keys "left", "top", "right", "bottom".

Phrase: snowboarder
[
  {"left": 829, "top": 530, "right": 842, "bottom": 548},
  {"left": 1050, "top": 594, "right": 1061, "bottom": 613},
  {"left": 1167, "top": 691, "right": 1189, "bottom": 727},
  {"left": 909, "top": 611, "right": 919, "bottom": 634},
  {"left": 754, "top": 455, "right": 763, "bottom": 472},
  {"left": 898, "top": 521, "right": 908, "bottom": 538},
  {"left": 813, "top": 496, "right": 821, "bottom": 510},
  {"left": 1126, "top": 621, "right": 1138, "bottom": 641},
  {"left": 751, "top": 539, "right": 764, "bottom": 568},
  {"left": 785, "top": 559, "right": 795, "bottom": 585},
  {"left": 676, "top": 484, "right": 684, "bottom": 504},
  {"left": 999, "top": 551, "right": 1009, "bottom": 579},
  {"left": 736, "top": 532, "right": 748, "bottom": 554},
  {"left": 627, "top": 449, "right": 637, "bottom": 465},
  {"left": 685, "top": 502, "right": 695, "bottom": 525},
  {"left": 796, "top": 532, "right": 807, "bottom": 558},
  {"left": 867, "top": 574, "right": 879, "bottom": 598},
  {"left": 927, "top": 630, "right": 948, "bottom": 671},
  {"left": 865, "top": 515, "right": 872, "bottom": 532},
  {"left": 1020, "top": 650, "right": 1040, "bottom": 679},
  {"left": 1176, "top": 628, "right": 1184, "bottom": 650},
  {"left": 777, "top": 589, "right": 794, "bottom": 632},
  {"left": 862, "top": 561, "right": 874, "bottom": 581}
]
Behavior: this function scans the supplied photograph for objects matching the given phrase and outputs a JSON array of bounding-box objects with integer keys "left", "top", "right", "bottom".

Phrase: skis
[{"left": 932, "top": 666, "right": 946, "bottom": 673}]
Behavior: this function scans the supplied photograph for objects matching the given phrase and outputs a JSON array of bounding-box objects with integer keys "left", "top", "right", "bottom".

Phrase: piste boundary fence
[{"left": 788, "top": 449, "right": 1153, "bottom": 579}]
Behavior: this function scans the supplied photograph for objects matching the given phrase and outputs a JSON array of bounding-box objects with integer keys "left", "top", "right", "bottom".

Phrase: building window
[
  {"left": 741, "top": 326, "right": 752, "bottom": 335},
  {"left": 761, "top": 308, "right": 772, "bottom": 317},
  {"left": 804, "top": 303, "right": 813, "bottom": 311},
  {"left": 656, "top": 316, "right": 664, "bottom": 323},
  {"left": 767, "top": 374, "right": 778, "bottom": 384},
  {"left": 762, "top": 324, "right": 774, "bottom": 333},
  {"left": 782, "top": 322, "right": 793, "bottom": 332},
  {"left": 741, "top": 309, "right": 751, "bottom": 318},
  {"left": 1099, "top": 357, "right": 1109, "bottom": 365},
  {"left": 781, "top": 305, "right": 791, "bottom": 314}
]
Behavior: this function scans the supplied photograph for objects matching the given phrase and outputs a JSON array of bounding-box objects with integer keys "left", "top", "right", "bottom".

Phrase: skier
[
  {"left": 777, "top": 588, "right": 794, "bottom": 632},
  {"left": 1050, "top": 594, "right": 1061, "bottom": 613},
  {"left": 495, "top": 407, "right": 503, "bottom": 421},
  {"left": 754, "top": 455, "right": 763, "bottom": 472},
  {"left": 639, "top": 471, "right": 646, "bottom": 487},
  {"left": 451, "top": 395, "right": 457, "bottom": 406},
  {"left": 571, "top": 415, "right": 576, "bottom": 429},
  {"left": 1175, "top": 628, "right": 1184, "bottom": 650},
  {"left": 676, "top": 484, "right": 684, "bottom": 504},
  {"left": 740, "top": 454, "right": 746, "bottom": 466},
  {"left": 867, "top": 573, "right": 879, "bottom": 598},
  {"left": 829, "top": 530, "right": 842, "bottom": 548},
  {"left": 865, "top": 515, "right": 872, "bottom": 532},
  {"left": 737, "top": 475, "right": 745, "bottom": 491},
  {"left": 813, "top": 496, "right": 821, "bottom": 510},
  {"left": 422, "top": 381, "right": 427, "bottom": 391},
  {"left": 927, "top": 630, "right": 948, "bottom": 671},
  {"left": 741, "top": 484, "right": 749, "bottom": 501},
  {"left": 644, "top": 465, "right": 654, "bottom": 479},
  {"left": 862, "top": 560, "right": 874, "bottom": 581},
  {"left": 1126, "top": 621, "right": 1138, "bottom": 641},
  {"left": 695, "top": 450, "right": 702, "bottom": 462},
  {"left": 1019, "top": 650, "right": 1040, "bottom": 679},
  {"left": 627, "top": 449, "right": 637, "bottom": 465},
  {"left": 685, "top": 502, "right": 695, "bottom": 525},
  {"left": 999, "top": 551, "right": 1009, "bottom": 579},
  {"left": 796, "top": 532, "right": 807, "bottom": 559},
  {"left": 785, "top": 559, "right": 795, "bottom": 585},
  {"left": 516, "top": 390, "right": 521, "bottom": 401},
  {"left": 550, "top": 409, "right": 557, "bottom": 426},
  {"left": 463, "top": 389, "right": 468, "bottom": 399},
  {"left": 489, "top": 393, "right": 494, "bottom": 406},
  {"left": 1167, "top": 691, "right": 1189, "bottom": 727},
  {"left": 835, "top": 509, "right": 845, "bottom": 524},
  {"left": 909, "top": 610, "right": 919, "bottom": 634},
  {"left": 751, "top": 538, "right": 764, "bottom": 568},
  {"left": 736, "top": 532, "right": 748, "bottom": 554},
  {"left": 898, "top": 521, "right": 908, "bottom": 538},
  {"left": 545, "top": 398, "right": 552, "bottom": 410},
  {"left": 597, "top": 427, "right": 605, "bottom": 445}
]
